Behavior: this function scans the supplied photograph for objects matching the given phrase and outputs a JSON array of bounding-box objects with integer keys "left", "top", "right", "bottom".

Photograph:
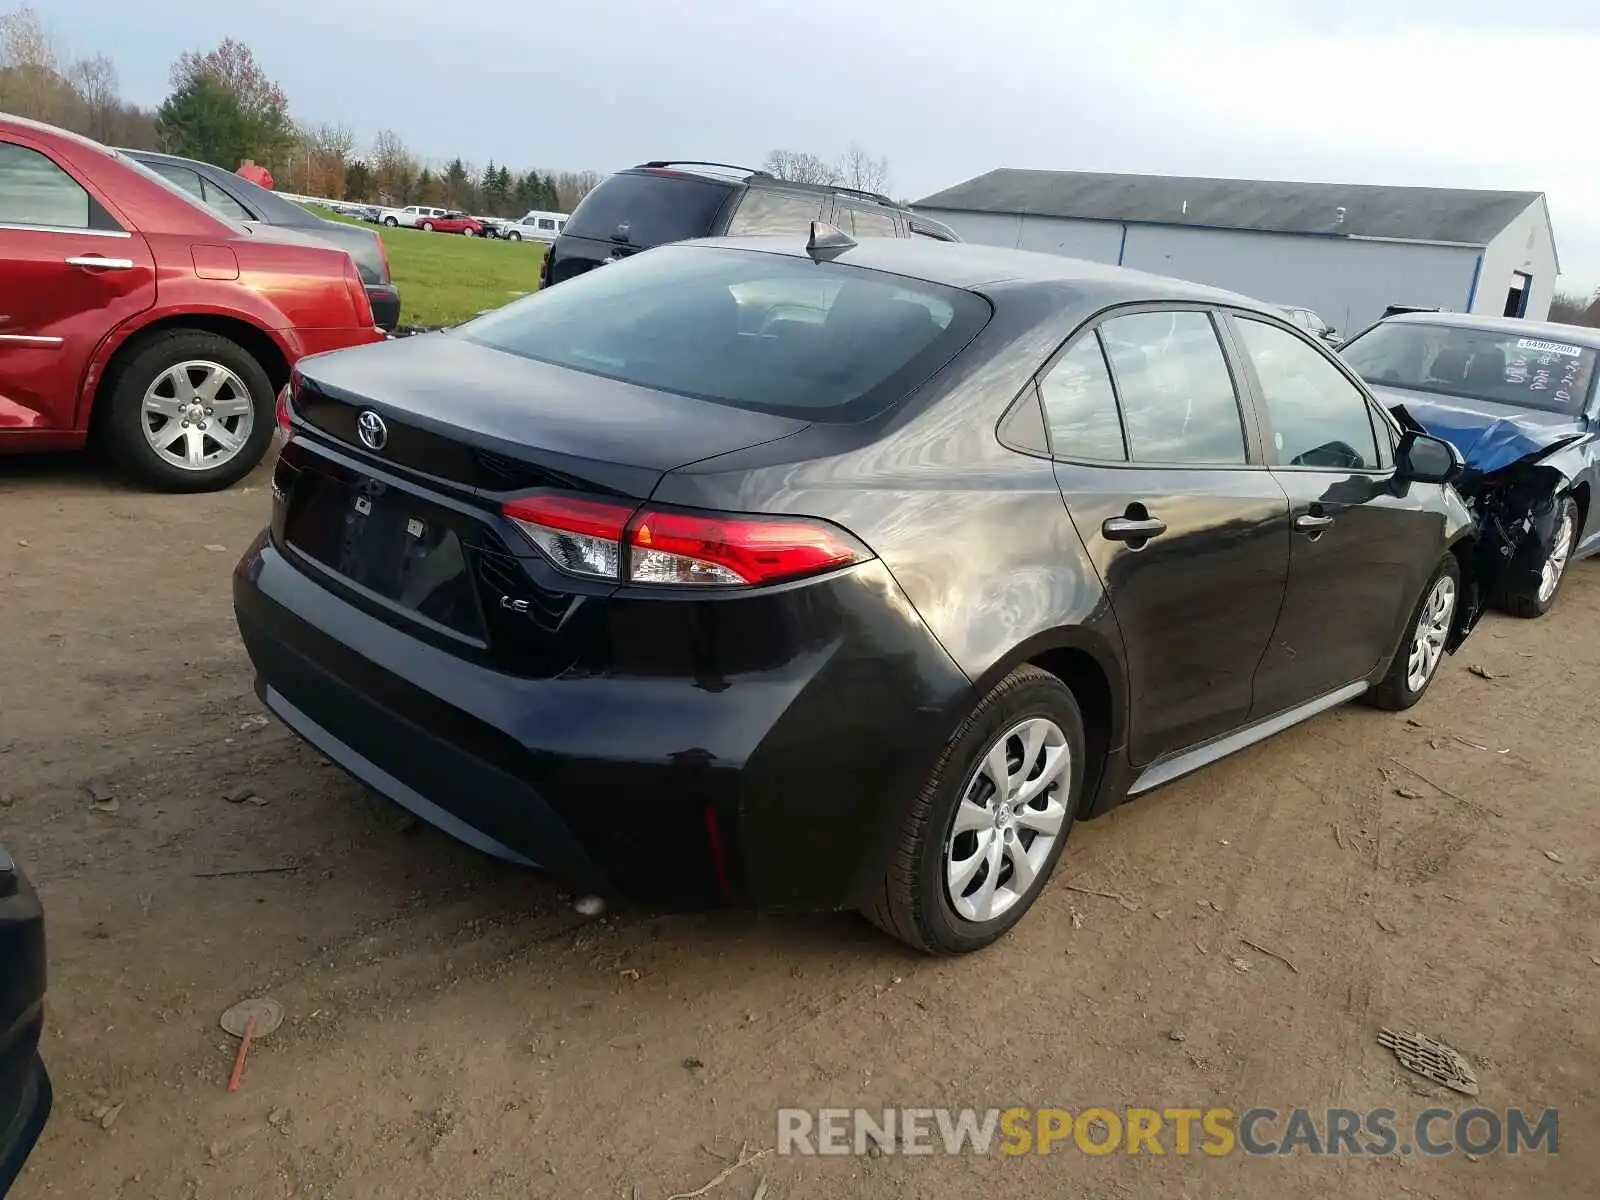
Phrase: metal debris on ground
[
  {"left": 1377, "top": 1028, "right": 1479, "bottom": 1096},
  {"left": 1543, "top": 850, "right": 1564, "bottom": 863}
]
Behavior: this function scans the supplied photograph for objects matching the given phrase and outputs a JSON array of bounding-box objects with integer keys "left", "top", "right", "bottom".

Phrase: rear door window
[
  {"left": 460, "top": 244, "right": 989, "bottom": 421},
  {"left": 725, "top": 188, "right": 825, "bottom": 235},
  {"left": 1038, "top": 335, "right": 1126, "bottom": 461},
  {"left": 562, "top": 172, "right": 735, "bottom": 246},
  {"left": 200, "top": 178, "right": 252, "bottom": 221},
  {"left": 1098, "top": 310, "right": 1248, "bottom": 465},
  {"left": 0, "top": 142, "right": 91, "bottom": 228}
]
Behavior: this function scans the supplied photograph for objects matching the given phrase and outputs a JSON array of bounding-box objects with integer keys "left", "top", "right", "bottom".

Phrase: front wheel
[
  {"left": 382, "top": 216, "right": 398, "bottom": 227},
  {"left": 1497, "top": 495, "right": 1578, "bottom": 619},
  {"left": 863, "top": 665, "right": 1084, "bottom": 954},
  {"left": 507, "top": 231, "right": 522, "bottom": 241},
  {"left": 100, "top": 330, "right": 275, "bottom": 493},
  {"left": 1365, "top": 554, "right": 1461, "bottom": 711}
]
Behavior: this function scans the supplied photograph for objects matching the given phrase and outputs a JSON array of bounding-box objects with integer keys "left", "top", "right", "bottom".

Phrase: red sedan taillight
[{"left": 502, "top": 492, "right": 871, "bottom": 587}]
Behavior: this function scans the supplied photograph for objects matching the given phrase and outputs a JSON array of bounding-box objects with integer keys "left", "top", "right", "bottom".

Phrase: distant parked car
[
  {"left": 0, "top": 846, "right": 49, "bottom": 1199},
  {"left": 238, "top": 232, "right": 1478, "bottom": 955},
  {"left": 380, "top": 204, "right": 447, "bottom": 228},
  {"left": 0, "top": 114, "right": 385, "bottom": 491},
  {"left": 541, "top": 160, "right": 958, "bottom": 289},
  {"left": 502, "top": 209, "right": 568, "bottom": 243},
  {"left": 1277, "top": 304, "right": 1342, "bottom": 348},
  {"left": 1344, "top": 311, "right": 1600, "bottom": 618},
  {"left": 475, "top": 215, "right": 508, "bottom": 239},
  {"left": 124, "top": 149, "right": 401, "bottom": 332},
  {"left": 420, "top": 211, "right": 482, "bottom": 235}
]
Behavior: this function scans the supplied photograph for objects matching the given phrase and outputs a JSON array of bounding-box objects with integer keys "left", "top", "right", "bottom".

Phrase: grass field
[{"left": 319, "top": 209, "right": 547, "bottom": 327}]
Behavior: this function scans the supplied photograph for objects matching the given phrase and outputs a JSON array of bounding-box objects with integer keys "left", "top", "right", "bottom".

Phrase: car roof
[
  {"left": 1381, "top": 310, "right": 1600, "bottom": 347},
  {"left": 701, "top": 234, "right": 1268, "bottom": 308},
  {"left": 622, "top": 163, "right": 905, "bottom": 212}
]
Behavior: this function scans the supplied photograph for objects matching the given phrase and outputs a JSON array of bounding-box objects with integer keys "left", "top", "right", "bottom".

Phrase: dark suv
[
  {"left": 540, "top": 160, "right": 959, "bottom": 288},
  {"left": 0, "top": 847, "right": 49, "bottom": 1197}
]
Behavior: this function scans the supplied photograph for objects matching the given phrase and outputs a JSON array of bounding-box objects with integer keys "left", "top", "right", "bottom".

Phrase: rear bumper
[
  {"left": 233, "top": 531, "right": 973, "bottom": 910},
  {"left": 0, "top": 855, "right": 49, "bottom": 1199}
]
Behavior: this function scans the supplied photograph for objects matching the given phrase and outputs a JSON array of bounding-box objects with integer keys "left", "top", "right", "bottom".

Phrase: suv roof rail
[
  {"left": 829, "top": 184, "right": 899, "bottom": 208},
  {"left": 638, "top": 160, "right": 764, "bottom": 177}
]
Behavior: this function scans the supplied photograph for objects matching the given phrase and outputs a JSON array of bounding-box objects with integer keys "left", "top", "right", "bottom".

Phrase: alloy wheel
[
  {"left": 1538, "top": 507, "right": 1575, "bottom": 604},
  {"left": 140, "top": 360, "right": 255, "bottom": 472},
  {"left": 1405, "top": 575, "right": 1457, "bottom": 693},
  {"left": 944, "top": 717, "right": 1071, "bottom": 923}
]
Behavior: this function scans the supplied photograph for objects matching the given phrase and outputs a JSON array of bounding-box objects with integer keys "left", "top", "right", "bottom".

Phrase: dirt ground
[{"left": 1, "top": 451, "right": 1597, "bottom": 1200}]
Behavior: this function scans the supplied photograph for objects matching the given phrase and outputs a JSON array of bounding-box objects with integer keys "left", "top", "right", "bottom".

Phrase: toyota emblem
[{"left": 356, "top": 409, "right": 388, "bottom": 451}]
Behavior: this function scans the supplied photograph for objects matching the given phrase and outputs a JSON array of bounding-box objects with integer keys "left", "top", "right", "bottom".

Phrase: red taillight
[
  {"left": 275, "top": 384, "right": 292, "bottom": 434},
  {"left": 501, "top": 492, "right": 871, "bottom": 587}
]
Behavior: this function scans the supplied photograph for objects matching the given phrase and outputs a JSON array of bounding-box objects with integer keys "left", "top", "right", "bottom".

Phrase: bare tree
[
  {"left": 837, "top": 144, "right": 889, "bottom": 195},
  {"left": 762, "top": 149, "right": 840, "bottom": 186},
  {"left": 66, "top": 52, "right": 118, "bottom": 141},
  {"left": 370, "top": 128, "right": 416, "bottom": 205},
  {"left": 0, "top": 5, "right": 64, "bottom": 122},
  {"left": 552, "top": 169, "right": 600, "bottom": 212}
]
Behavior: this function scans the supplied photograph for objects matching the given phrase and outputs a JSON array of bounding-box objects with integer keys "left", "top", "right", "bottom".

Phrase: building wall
[
  {"left": 916, "top": 208, "right": 1483, "bottom": 336},
  {"left": 1472, "top": 200, "right": 1556, "bottom": 322}
]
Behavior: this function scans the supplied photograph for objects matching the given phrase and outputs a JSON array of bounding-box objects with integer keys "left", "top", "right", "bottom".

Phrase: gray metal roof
[{"left": 915, "top": 169, "right": 1544, "bottom": 247}]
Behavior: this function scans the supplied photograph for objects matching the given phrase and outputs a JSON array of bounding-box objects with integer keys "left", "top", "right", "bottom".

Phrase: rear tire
[
  {"left": 421, "top": 221, "right": 435, "bottom": 232},
  {"left": 100, "top": 330, "right": 275, "bottom": 493},
  {"left": 1365, "top": 554, "right": 1461, "bottom": 711},
  {"left": 1496, "top": 494, "right": 1577, "bottom": 619},
  {"left": 863, "top": 666, "right": 1085, "bottom": 955},
  {"left": 462, "top": 227, "right": 475, "bottom": 236}
]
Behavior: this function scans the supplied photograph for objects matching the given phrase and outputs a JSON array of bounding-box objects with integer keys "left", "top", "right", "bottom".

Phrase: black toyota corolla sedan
[{"left": 235, "top": 229, "right": 1480, "bottom": 953}]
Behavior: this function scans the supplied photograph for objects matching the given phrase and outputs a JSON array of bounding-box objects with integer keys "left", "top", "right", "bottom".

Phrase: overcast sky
[{"left": 46, "top": 0, "right": 1600, "bottom": 292}]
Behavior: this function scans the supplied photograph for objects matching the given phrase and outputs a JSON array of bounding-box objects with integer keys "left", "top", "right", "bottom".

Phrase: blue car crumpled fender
[{"left": 1391, "top": 400, "right": 1585, "bottom": 597}]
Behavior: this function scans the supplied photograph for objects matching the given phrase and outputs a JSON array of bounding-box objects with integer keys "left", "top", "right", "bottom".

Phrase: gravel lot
[{"left": 2, "top": 452, "right": 1597, "bottom": 1199}]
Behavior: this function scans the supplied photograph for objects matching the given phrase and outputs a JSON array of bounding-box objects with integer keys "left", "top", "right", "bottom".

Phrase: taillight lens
[
  {"left": 502, "top": 492, "right": 871, "bottom": 587},
  {"left": 275, "top": 384, "right": 293, "bottom": 434}
]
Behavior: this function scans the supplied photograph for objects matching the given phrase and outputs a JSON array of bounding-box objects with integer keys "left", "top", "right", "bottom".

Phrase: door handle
[
  {"left": 1103, "top": 516, "right": 1168, "bottom": 542},
  {"left": 65, "top": 256, "right": 135, "bottom": 270},
  {"left": 1294, "top": 513, "right": 1335, "bottom": 533}
]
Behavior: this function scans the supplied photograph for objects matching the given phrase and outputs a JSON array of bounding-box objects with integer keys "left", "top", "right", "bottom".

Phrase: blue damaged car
[{"left": 1343, "top": 312, "right": 1600, "bottom": 618}]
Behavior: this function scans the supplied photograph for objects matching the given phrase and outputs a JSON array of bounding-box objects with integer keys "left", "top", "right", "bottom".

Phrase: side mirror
[{"left": 1396, "top": 431, "right": 1462, "bottom": 485}]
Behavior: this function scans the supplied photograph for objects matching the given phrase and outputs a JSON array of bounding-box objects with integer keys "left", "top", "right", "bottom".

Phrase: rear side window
[
  {"left": 200, "top": 179, "right": 252, "bottom": 221},
  {"left": 0, "top": 143, "right": 91, "bottom": 228},
  {"left": 842, "top": 205, "right": 898, "bottom": 238},
  {"left": 1039, "top": 335, "right": 1126, "bottom": 461},
  {"left": 1234, "top": 317, "right": 1380, "bottom": 470},
  {"left": 726, "top": 188, "right": 825, "bottom": 235},
  {"left": 150, "top": 162, "right": 205, "bottom": 199},
  {"left": 562, "top": 172, "right": 734, "bottom": 246},
  {"left": 460, "top": 244, "right": 990, "bottom": 421},
  {"left": 1099, "top": 310, "right": 1247, "bottom": 465}
]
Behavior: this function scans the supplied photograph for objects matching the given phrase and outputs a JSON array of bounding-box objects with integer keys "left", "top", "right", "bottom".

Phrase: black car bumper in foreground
[
  {"left": 233, "top": 530, "right": 975, "bottom": 911},
  {"left": 0, "top": 851, "right": 50, "bottom": 1199}
]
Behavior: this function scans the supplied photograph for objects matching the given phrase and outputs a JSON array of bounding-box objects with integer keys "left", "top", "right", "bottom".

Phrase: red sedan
[
  {"left": 0, "top": 115, "right": 385, "bottom": 491},
  {"left": 420, "top": 211, "right": 483, "bottom": 236}
]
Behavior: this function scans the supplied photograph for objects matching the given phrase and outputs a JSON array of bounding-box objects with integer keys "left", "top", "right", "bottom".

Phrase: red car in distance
[
  {"left": 421, "top": 211, "right": 483, "bottom": 236},
  {"left": 0, "top": 115, "right": 386, "bottom": 492}
]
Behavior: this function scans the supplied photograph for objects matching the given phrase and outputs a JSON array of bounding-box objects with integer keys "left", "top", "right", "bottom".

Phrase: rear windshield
[
  {"left": 1343, "top": 321, "right": 1598, "bottom": 415},
  {"left": 458, "top": 244, "right": 990, "bottom": 420},
  {"left": 561, "top": 171, "right": 734, "bottom": 247}
]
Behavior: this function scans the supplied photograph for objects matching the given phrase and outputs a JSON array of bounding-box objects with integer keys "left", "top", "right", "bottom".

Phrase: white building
[{"left": 914, "top": 169, "right": 1559, "bottom": 336}]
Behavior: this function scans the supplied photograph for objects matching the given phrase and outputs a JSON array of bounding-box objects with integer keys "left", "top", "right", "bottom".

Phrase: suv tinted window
[
  {"left": 726, "top": 188, "right": 825, "bottom": 235},
  {"left": 461, "top": 244, "right": 989, "bottom": 421},
  {"left": 0, "top": 143, "right": 91, "bottom": 228},
  {"left": 1099, "top": 310, "right": 1247, "bottom": 465},
  {"left": 562, "top": 172, "right": 735, "bottom": 246},
  {"left": 1039, "top": 335, "right": 1125, "bottom": 461},
  {"left": 1235, "top": 317, "right": 1380, "bottom": 470},
  {"left": 843, "top": 205, "right": 898, "bottom": 238}
]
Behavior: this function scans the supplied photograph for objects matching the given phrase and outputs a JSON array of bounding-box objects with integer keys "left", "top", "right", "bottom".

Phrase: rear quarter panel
[{"left": 652, "top": 282, "right": 1129, "bottom": 726}]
